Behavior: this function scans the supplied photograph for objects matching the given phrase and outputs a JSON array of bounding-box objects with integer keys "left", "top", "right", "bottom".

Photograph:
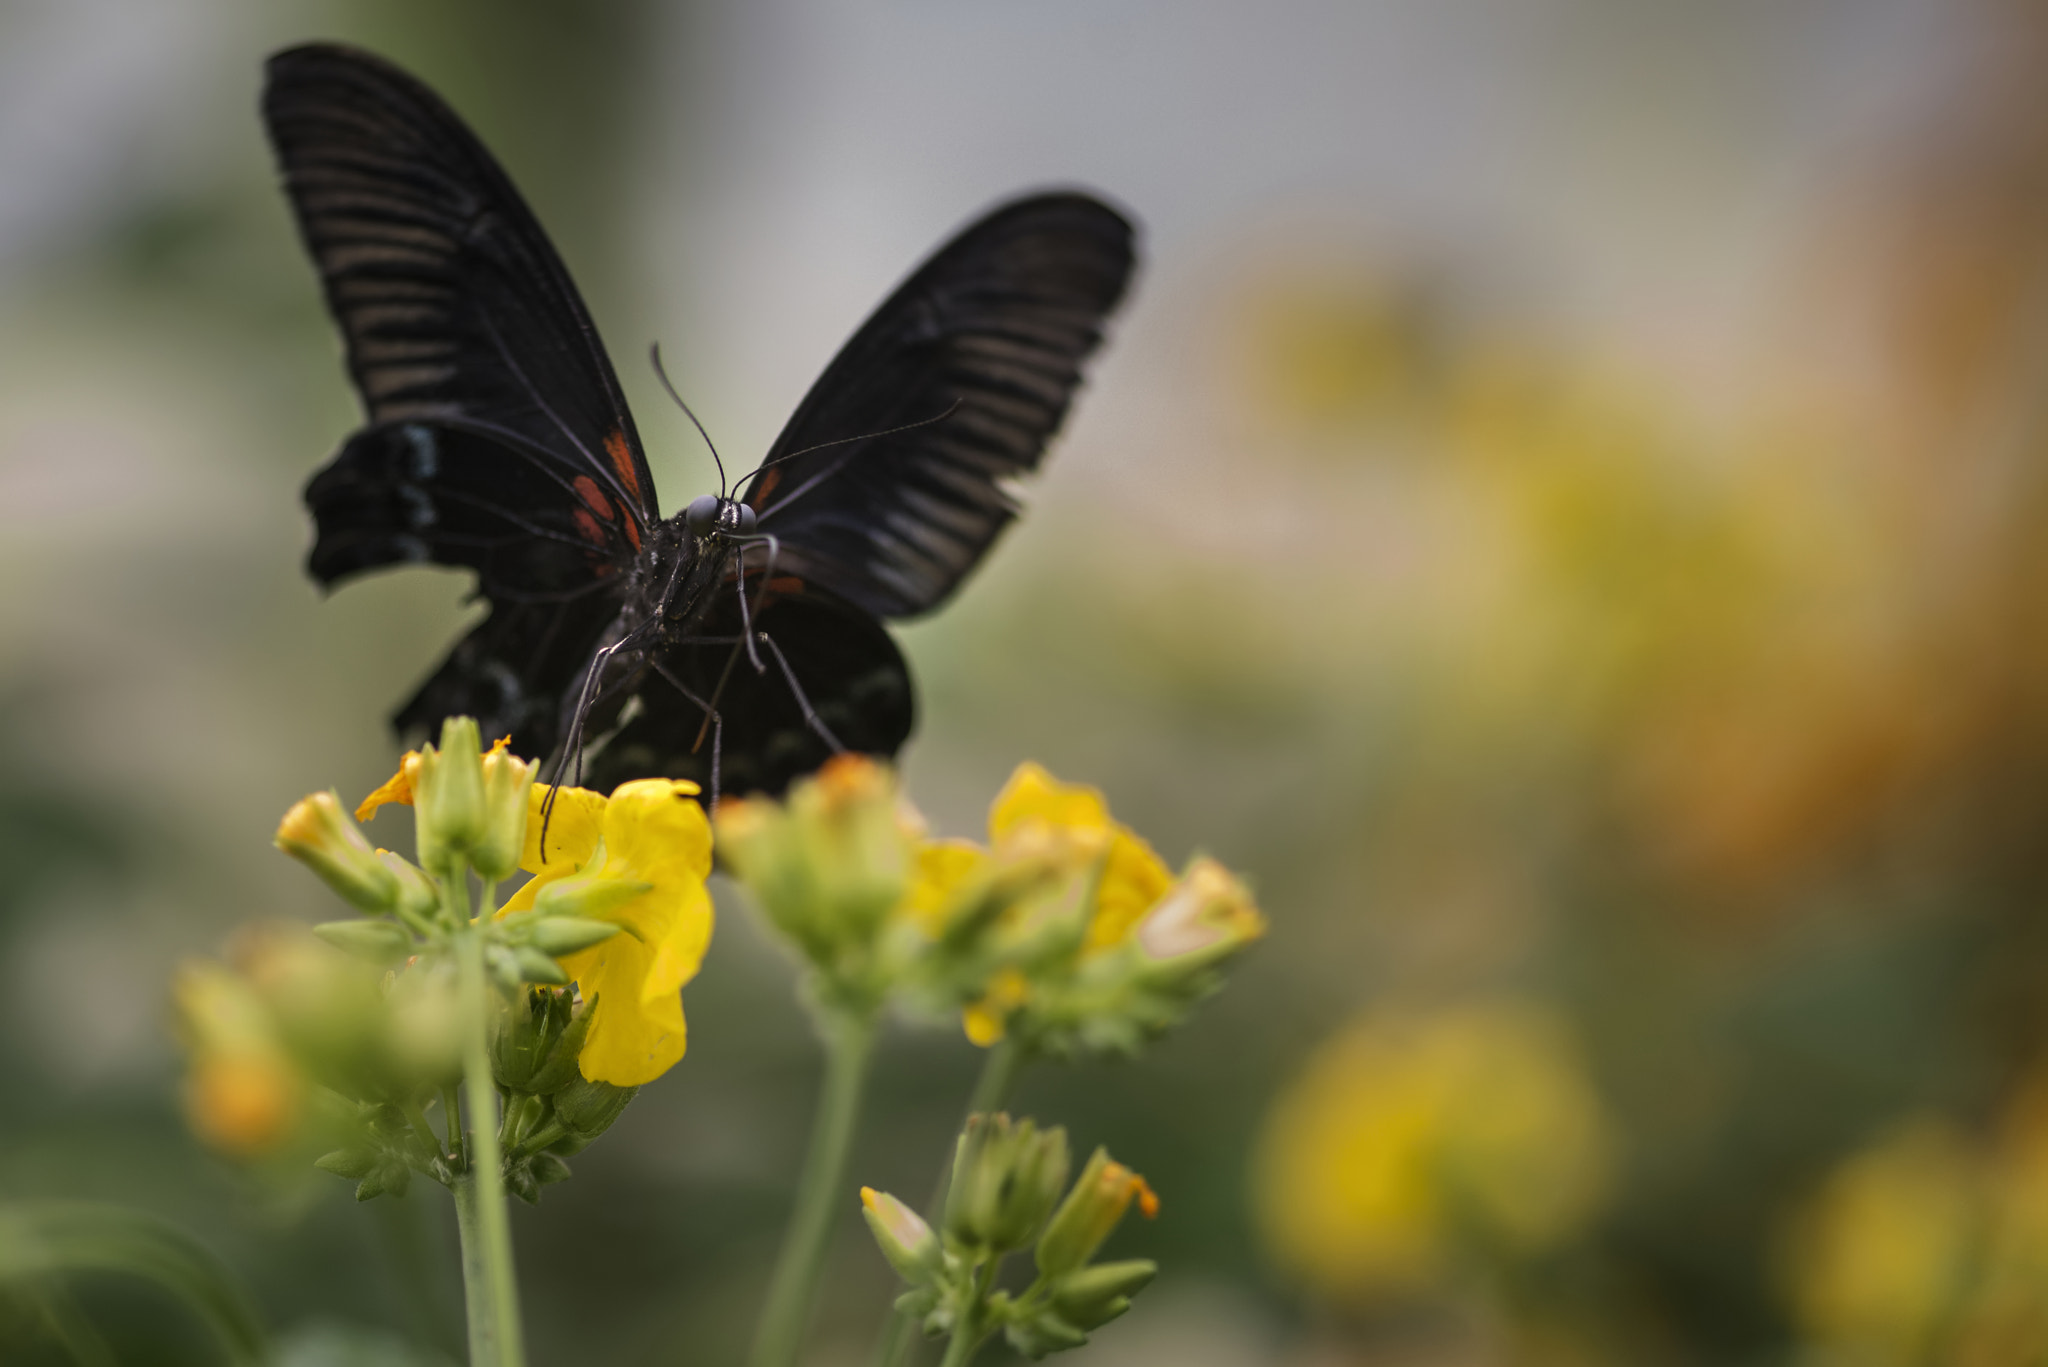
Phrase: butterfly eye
[
  {"left": 685, "top": 494, "right": 720, "bottom": 535},
  {"left": 738, "top": 505, "right": 759, "bottom": 535}
]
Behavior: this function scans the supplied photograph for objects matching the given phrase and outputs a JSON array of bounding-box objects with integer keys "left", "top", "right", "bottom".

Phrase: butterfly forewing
[
  {"left": 264, "top": 43, "right": 658, "bottom": 536},
  {"left": 742, "top": 193, "right": 1136, "bottom": 619}
]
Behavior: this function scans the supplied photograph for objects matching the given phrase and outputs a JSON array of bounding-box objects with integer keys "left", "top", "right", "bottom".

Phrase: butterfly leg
[
  {"left": 733, "top": 544, "right": 767, "bottom": 675},
  {"left": 754, "top": 629, "right": 845, "bottom": 754},
  {"left": 650, "top": 659, "right": 724, "bottom": 808}
]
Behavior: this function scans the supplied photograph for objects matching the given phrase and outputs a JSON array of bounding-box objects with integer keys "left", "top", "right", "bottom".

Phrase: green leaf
[{"left": 0, "top": 1201, "right": 268, "bottom": 1365}]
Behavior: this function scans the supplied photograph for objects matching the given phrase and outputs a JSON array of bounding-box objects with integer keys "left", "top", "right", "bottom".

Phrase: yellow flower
[
  {"left": 497, "top": 778, "right": 712, "bottom": 1087},
  {"left": 937, "top": 758, "right": 1253, "bottom": 1049},
  {"left": 1255, "top": 1002, "right": 1612, "bottom": 1303},
  {"left": 988, "top": 763, "right": 1169, "bottom": 953},
  {"left": 173, "top": 960, "right": 303, "bottom": 1157}
]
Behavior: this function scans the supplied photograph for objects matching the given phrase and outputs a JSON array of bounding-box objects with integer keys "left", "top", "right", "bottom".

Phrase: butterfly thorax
[{"left": 628, "top": 500, "right": 752, "bottom": 639}]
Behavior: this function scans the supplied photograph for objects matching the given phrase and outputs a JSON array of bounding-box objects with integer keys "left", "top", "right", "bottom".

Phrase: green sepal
[
  {"left": 506, "top": 1162, "right": 541, "bottom": 1206},
  {"left": 525, "top": 997, "right": 600, "bottom": 1095},
  {"left": 513, "top": 945, "right": 570, "bottom": 984},
  {"left": 525, "top": 915, "right": 626, "bottom": 956},
  {"left": 314, "top": 1148, "right": 378, "bottom": 1181},
  {"left": 529, "top": 1152, "right": 572, "bottom": 1186},
  {"left": 310, "top": 918, "right": 412, "bottom": 965}
]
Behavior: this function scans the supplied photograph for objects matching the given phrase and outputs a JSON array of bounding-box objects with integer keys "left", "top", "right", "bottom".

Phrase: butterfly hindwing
[{"left": 743, "top": 193, "right": 1136, "bottom": 620}]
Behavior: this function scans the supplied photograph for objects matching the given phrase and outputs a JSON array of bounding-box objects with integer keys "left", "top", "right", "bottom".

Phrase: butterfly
[{"left": 261, "top": 43, "right": 1136, "bottom": 802}]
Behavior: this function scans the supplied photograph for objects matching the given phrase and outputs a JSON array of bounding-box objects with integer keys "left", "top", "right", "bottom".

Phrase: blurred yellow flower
[
  {"left": 1255, "top": 1001, "right": 1612, "bottom": 1303},
  {"left": 173, "top": 960, "right": 303, "bottom": 1157},
  {"left": 1782, "top": 1117, "right": 1978, "bottom": 1364},
  {"left": 498, "top": 778, "right": 713, "bottom": 1087}
]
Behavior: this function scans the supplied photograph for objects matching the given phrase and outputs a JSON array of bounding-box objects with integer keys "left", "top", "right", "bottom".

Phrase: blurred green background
[{"left": 10, "top": 0, "right": 2048, "bottom": 1362}]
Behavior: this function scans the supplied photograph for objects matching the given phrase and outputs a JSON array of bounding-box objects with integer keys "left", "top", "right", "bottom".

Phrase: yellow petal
[
  {"left": 521, "top": 783, "right": 609, "bottom": 876},
  {"left": 989, "top": 763, "right": 1112, "bottom": 842},
  {"left": 355, "top": 751, "right": 423, "bottom": 822},
  {"left": 603, "top": 779, "right": 712, "bottom": 885},
  {"left": 1088, "top": 827, "right": 1176, "bottom": 952},
  {"left": 901, "top": 839, "right": 990, "bottom": 935}
]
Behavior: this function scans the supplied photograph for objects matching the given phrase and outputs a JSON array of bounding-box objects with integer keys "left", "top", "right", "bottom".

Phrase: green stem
[
  {"left": 935, "top": 1262, "right": 999, "bottom": 1367},
  {"left": 872, "top": 1040, "right": 1027, "bottom": 1367},
  {"left": 747, "top": 1008, "right": 880, "bottom": 1367},
  {"left": 961, "top": 1038, "right": 1024, "bottom": 1120},
  {"left": 453, "top": 911, "right": 525, "bottom": 1367}
]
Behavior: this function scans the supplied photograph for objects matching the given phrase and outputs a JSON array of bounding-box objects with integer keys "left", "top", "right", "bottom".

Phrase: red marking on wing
[
  {"left": 572, "top": 475, "right": 614, "bottom": 522},
  {"left": 572, "top": 509, "right": 606, "bottom": 546},
  {"left": 604, "top": 429, "right": 644, "bottom": 506},
  {"left": 766, "top": 576, "right": 804, "bottom": 594},
  {"left": 749, "top": 467, "right": 782, "bottom": 507}
]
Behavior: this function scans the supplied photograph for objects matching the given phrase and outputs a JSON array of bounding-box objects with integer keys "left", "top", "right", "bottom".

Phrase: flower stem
[
  {"left": 872, "top": 1040, "right": 1027, "bottom": 1367},
  {"left": 747, "top": 1007, "right": 880, "bottom": 1367},
  {"left": 453, "top": 908, "right": 525, "bottom": 1367}
]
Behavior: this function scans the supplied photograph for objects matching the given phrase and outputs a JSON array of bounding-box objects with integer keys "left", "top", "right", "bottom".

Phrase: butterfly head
[{"left": 684, "top": 494, "right": 758, "bottom": 541}]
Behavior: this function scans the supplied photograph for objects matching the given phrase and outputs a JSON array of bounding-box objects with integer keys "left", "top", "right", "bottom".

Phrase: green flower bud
[
  {"left": 944, "top": 1114, "right": 1070, "bottom": 1254},
  {"left": 1035, "top": 1147, "right": 1159, "bottom": 1279},
  {"left": 471, "top": 738, "right": 537, "bottom": 882},
  {"left": 275, "top": 791, "right": 398, "bottom": 913},
  {"left": 513, "top": 946, "right": 570, "bottom": 985},
  {"left": 491, "top": 987, "right": 575, "bottom": 1091},
  {"left": 314, "top": 1148, "right": 378, "bottom": 1181},
  {"left": 380, "top": 851, "right": 440, "bottom": 931},
  {"left": 485, "top": 943, "right": 524, "bottom": 994},
  {"left": 1051, "top": 1259, "right": 1156, "bottom": 1329},
  {"left": 532, "top": 864, "right": 650, "bottom": 922},
  {"left": 715, "top": 756, "right": 915, "bottom": 967},
  {"left": 414, "top": 718, "right": 486, "bottom": 875},
  {"left": 525, "top": 997, "right": 600, "bottom": 1096},
  {"left": 311, "top": 918, "right": 412, "bottom": 965},
  {"left": 861, "top": 1186, "right": 942, "bottom": 1284},
  {"left": 523, "top": 914, "right": 629, "bottom": 956},
  {"left": 547, "top": 1075, "right": 636, "bottom": 1155},
  {"left": 1004, "top": 1312, "right": 1088, "bottom": 1360}
]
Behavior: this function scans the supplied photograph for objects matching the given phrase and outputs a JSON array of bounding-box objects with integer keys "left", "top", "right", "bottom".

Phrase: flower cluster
[
  {"left": 861, "top": 1113, "right": 1160, "bottom": 1360},
  {"left": 178, "top": 718, "right": 714, "bottom": 1205},
  {"left": 716, "top": 757, "right": 1266, "bottom": 1056}
]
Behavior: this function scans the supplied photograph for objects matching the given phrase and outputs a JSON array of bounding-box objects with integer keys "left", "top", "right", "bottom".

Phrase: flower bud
[
  {"left": 524, "top": 916, "right": 626, "bottom": 957},
  {"left": 525, "top": 996, "right": 600, "bottom": 1096},
  {"left": 275, "top": 791, "right": 398, "bottom": 913},
  {"left": 1051, "top": 1259, "right": 1156, "bottom": 1329},
  {"left": 716, "top": 756, "right": 915, "bottom": 966},
  {"left": 311, "top": 918, "right": 413, "bottom": 964},
  {"left": 1135, "top": 858, "right": 1264, "bottom": 966},
  {"left": 413, "top": 718, "right": 486, "bottom": 874},
  {"left": 513, "top": 945, "right": 570, "bottom": 984},
  {"left": 1035, "top": 1147, "right": 1160, "bottom": 1279},
  {"left": 944, "top": 1114, "right": 1070, "bottom": 1254},
  {"left": 547, "top": 1075, "right": 637, "bottom": 1155},
  {"left": 532, "top": 864, "right": 650, "bottom": 922},
  {"left": 380, "top": 851, "right": 441, "bottom": 930},
  {"left": 861, "top": 1187, "right": 942, "bottom": 1284},
  {"left": 471, "top": 738, "right": 538, "bottom": 881}
]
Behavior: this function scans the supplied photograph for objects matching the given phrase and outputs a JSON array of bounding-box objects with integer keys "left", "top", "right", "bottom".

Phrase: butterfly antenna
[
  {"left": 733, "top": 399, "right": 962, "bottom": 500},
  {"left": 651, "top": 342, "right": 729, "bottom": 498}
]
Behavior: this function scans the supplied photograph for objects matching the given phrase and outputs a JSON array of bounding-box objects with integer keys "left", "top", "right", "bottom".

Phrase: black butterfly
[{"left": 261, "top": 43, "right": 1135, "bottom": 801}]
